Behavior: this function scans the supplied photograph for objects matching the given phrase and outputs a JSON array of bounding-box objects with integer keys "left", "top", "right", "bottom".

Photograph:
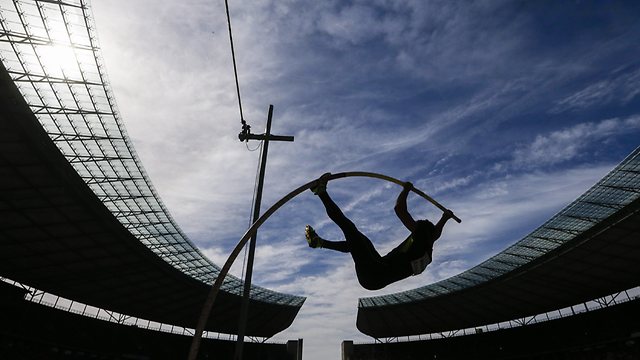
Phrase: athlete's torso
[{"left": 383, "top": 220, "right": 435, "bottom": 276}]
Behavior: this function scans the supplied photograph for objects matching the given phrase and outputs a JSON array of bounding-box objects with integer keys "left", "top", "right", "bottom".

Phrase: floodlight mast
[{"left": 234, "top": 104, "right": 293, "bottom": 360}]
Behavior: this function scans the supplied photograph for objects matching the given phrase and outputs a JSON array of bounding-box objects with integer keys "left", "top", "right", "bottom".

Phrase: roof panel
[{"left": 0, "top": 0, "right": 302, "bottom": 310}]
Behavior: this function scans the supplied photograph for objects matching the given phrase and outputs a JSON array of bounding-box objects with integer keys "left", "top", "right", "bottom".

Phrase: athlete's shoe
[
  {"left": 310, "top": 173, "right": 331, "bottom": 195},
  {"left": 305, "top": 225, "right": 322, "bottom": 248}
]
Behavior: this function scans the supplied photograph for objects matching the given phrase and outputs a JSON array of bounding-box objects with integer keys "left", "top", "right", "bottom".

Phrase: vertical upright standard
[{"left": 234, "top": 105, "right": 294, "bottom": 359}]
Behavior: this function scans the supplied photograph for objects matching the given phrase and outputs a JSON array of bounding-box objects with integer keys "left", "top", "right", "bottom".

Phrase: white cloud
[
  {"left": 317, "top": 4, "right": 383, "bottom": 45},
  {"left": 552, "top": 80, "right": 615, "bottom": 113},
  {"left": 434, "top": 174, "right": 474, "bottom": 193},
  {"left": 252, "top": 242, "right": 313, "bottom": 285},
  {"left": 551, "top": 68, "right": 640, "bottom": 113},
  {"left": 512, "top": 116, "right": 640, "bottom": 168}
]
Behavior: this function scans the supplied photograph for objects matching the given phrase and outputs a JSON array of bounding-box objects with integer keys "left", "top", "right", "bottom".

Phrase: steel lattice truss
[
  {"left": 360, "top": 147, "right": 640, "bottom": 307},
  {"left": 0, "top": 0, "right": 303, "bottom": 307}
]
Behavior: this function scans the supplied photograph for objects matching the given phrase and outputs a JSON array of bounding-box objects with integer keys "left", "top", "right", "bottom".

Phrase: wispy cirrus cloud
[
  {"left": 512, "top": 116, "right": 640, "bottom": 168},
  {"left": 551, "top": 67, "right": 640, "bottom": 113}
]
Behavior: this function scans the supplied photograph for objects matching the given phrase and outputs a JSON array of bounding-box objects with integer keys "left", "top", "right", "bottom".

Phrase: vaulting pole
[{"left": 187, "top": 172, "right": 459, "bottom": 360}]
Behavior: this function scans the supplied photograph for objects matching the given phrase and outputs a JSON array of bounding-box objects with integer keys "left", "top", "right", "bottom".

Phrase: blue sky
[{"left": 91, "top": 1, "right": 640, "bottom": 359}]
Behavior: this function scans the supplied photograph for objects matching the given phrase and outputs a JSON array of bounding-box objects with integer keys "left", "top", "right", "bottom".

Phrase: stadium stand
[
  {"left": 345, "top": 297, "right": 640, "bottom": 360},
  {"left": 0, "top": 0, "right": 303, "bottom": 338},
  {"left": 0, "top": 282, "right": 301, "bottom": 360}
]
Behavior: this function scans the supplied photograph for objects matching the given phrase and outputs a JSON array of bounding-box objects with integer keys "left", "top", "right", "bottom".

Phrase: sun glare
[{"left": 38, "top": 44, "right": 80, "bottom": 78}]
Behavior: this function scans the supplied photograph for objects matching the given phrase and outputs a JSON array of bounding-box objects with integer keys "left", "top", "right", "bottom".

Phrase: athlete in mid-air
[{"left": 305, "top": 173, "right": 455, "bottom": 290}]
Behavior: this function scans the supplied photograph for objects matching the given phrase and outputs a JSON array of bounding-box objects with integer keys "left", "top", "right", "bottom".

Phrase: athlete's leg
[
  {"left": 317, "top": 191, "right": 357, "bottom": 233},
  {"left": 305, "top": 225, "right": 352, "bottom": 252},
  {"left": 308, "top": 174, "right": 386, "bottom": 289},
  {"left": 320, "top": 240, "right": 351, "bottom": 253},
  {"left": 316, "top": 190, "right": 382, "bottom": 262},
  {"left": 306, "top": 216, "right": 387, "bottom": 290},
  {"left": 311, "top": 173, "right": 354, "bottom": 231}
]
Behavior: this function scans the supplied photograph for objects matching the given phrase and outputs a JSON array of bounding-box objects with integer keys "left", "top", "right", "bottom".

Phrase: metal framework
[
  {"left": 360, "top": 146, "right": 640, "bottom": 307},
  {"left": 1, "top": 277, "right": 267, "bottom": 340},
  {"left": 0, "top": 0, "right": 303, "bottom": 307},
  {"left": 368, "top": 286, "right": 640, "bottom": 343}
]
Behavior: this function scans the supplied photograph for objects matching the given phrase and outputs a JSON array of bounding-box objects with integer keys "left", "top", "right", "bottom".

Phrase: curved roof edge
[
  {"left": 1, "top": 58, "right": 302, "bottom": 336},
  {"left": 0, "top": 0, "right": 302, "bottom": 306}
]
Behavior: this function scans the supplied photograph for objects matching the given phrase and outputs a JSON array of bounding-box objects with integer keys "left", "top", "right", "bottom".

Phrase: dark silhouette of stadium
[{"left": 1, "top": 1, "right": 639, "bottom": 360}]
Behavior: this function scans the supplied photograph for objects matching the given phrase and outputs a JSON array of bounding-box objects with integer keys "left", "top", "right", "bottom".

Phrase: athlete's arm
[
  {"left": 432, "top": 209, "right": 454, "bottom": 241},
  {"left": 395, "top": 182, "right": 417, "bottom": 232}
]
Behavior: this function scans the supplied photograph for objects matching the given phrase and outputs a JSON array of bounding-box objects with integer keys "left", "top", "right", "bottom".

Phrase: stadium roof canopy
[
  {"left": 357, "top": 147, "right": 640, "bottom": 338},
  {"left": 0, "top": 0, "right": 303, "bottom": 337}
]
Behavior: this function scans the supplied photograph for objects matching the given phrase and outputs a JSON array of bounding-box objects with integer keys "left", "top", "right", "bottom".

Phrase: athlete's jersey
[
  {"left": 410, "top": 250, "right": 432, "bottom": 275},
  {"left": 384, "top": 220, "right": 435, "bottom": 276}
]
